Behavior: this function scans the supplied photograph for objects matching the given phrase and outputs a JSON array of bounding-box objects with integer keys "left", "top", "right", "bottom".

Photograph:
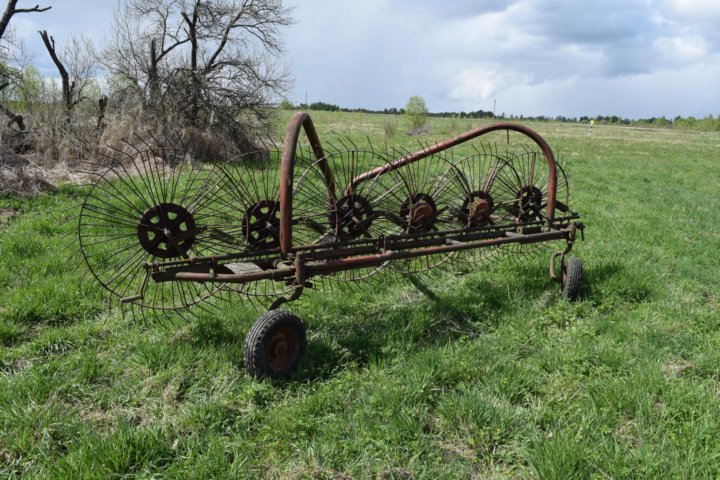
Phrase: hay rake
[{"left": 77, "top": 112, "right": 584, "bottom": 378}]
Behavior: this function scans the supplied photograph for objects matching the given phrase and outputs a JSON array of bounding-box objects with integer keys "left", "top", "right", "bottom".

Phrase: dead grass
[
  {"left": 0, "top": 150, "right": 58, "bottom": 197},
  {"left": 0, "top": 207, "right": 17, "bottom": 224}
]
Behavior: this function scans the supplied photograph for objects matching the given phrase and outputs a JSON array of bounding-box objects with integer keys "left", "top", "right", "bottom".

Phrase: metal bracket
[
  {"left": 549, "top": 251, "right": 565, "bottom": 283},
  {"left": 549, "top": 225, "right": 577, "bottom": 283},
  {"left": 121, "top": 270, "right": 150, "bottom": 304},
  {"left": 269, "top": 286, "right": 305, "bottom": 311}
]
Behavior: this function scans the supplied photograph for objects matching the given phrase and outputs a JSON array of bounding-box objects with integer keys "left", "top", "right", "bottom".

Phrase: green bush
[{"left": 404, "top": 95, "right": 428, "bottom": 131}]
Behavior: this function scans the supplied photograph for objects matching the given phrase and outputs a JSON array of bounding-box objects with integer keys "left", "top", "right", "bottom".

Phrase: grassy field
[{"left": 1, "top": 111, "right": 720, "bottom": 478}]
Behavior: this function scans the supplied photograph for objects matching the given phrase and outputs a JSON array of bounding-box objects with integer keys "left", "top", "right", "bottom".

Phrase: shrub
[
  {"left": 384, "top": 118, "right": 397, "bottom": 138},
  {"left": 404, "top": 95, "right": 428, "bottom": 131}
]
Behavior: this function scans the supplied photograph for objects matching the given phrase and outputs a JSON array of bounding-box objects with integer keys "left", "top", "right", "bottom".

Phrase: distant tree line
[
  {"left": 281, "top": 100, "right": 720, "bottom": 132},
  {"left": 578, "top": 114, "right": 720, "bottom": 131},
  {"left": 280, "top": 99, "right": 496, "bottom": 119}
]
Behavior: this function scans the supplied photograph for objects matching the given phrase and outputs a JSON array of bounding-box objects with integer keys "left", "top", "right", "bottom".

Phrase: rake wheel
[
  {"left": 293, "top": 149, "right": 394, "bottom": 282},
  {"left": 437, "top": 148, "right": 515, "bottom": 268},
  {"left": 365, "top": 151, "right": 464, "bottom": 275},
  {"left": 494, "top": 147, "right": 570, "bottom": 224},
  {"left": 493, "top": 147, "right": 571, "bottom": 260},
  {"left": 210, "top": 149, "right": 308, "bottom": 301},
  {"left": 443, "top": 149, "right": 511, "bottom": 228},
  {"left": 78, "top": 146, "right": 242, "bottom": 311}
]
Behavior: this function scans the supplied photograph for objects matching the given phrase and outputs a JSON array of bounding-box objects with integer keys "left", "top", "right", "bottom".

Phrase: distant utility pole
[
  {"left": 305, "top": 91, "right": 308, "bottom": 107},
  {"left": 493, "top": 99, "right": 496, "bottom": 116}
]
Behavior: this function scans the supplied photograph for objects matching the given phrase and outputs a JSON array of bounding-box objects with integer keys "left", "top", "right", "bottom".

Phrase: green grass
[{"left": 1, "top": 111, "right": 720, "bottom": 478}]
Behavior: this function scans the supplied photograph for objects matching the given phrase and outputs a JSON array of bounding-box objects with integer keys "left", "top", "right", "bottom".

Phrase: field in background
[{"left": 1, "top": 111, "right": 719, "bottom": 478}]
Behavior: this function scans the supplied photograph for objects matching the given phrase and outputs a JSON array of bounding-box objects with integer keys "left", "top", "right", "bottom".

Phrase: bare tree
[
  {"left": 102, "top": 0, "right": 293, "bottom": 146},
  {"left": 102, "top": 0, "right": 188, "bottom": 112},
  {"left": 38, "top": 30, "right": 71, "bottom": 119},
  {"left": 0, "top": 0, "right": 50, "bottom": 40},
  {"left": 38, "top": 31, "right": 97, "bottom": 122},
  {"left": 0, "top": 0, "right": 51, "bottom": 130}
]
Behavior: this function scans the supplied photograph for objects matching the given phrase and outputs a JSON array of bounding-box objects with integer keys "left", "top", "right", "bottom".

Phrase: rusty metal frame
[
  {"left": 280, "top": 112, "right": 335, "bottom": 255},
  {"left": 279, "top": 115, "right": 559, "bottom": 256},
  {"left": 152, "top": 224, "right": 576, "bottom": 286},
  {"left": 346, "top": 123, "right": 558, "bottom": 223},
  {"left": 143, "top": 112, "right": 578, "bottom": 302}
]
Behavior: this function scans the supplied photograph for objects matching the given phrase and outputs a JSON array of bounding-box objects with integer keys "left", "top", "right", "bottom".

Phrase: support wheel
[
  {"left": 561, "top": 257, "right": 583, "bottom": 301},
  {"left": 244, "top": 310, "right": 307, "bottom": 378}
]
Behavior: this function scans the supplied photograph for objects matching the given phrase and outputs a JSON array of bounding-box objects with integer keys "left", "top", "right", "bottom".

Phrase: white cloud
[
  {"left": 655, "top": 35, "right": 707, "bottom": 61},
  {"left": 660, "top": 0, "right": 720, "bottom": 20},
  {"left": 446, "top": 66, "right": 530, "bottom": 104},
  {"left": 5, "top": 0, "right": 719, "bottom": 118}
]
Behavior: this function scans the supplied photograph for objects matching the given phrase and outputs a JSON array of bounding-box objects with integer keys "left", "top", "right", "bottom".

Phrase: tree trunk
[
  {"left": 39, "top": 30, "right": 73, "bottom": 122},
  {"left": 96, "top": 95, "right": 108, "bottom": 131},
  {"left": 0, "top": 102, "right": 25, "bottom": 130},
  {"left": 181, "top": 4, "right": 200, "bottom": 125},
  {"left": 0, "top": 81, "right": 25, "bottom": 130},
  {"left": 1, "top": 1, "right": 51, "bottom": 41}
]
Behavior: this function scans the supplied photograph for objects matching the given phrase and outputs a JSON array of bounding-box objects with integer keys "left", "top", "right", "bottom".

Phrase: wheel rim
[
  {"left": 266, "top": 326, "right": 301, "bottom": 372},
  {"left": 137, "top": 203, "right": 196, "bottom": 258}
]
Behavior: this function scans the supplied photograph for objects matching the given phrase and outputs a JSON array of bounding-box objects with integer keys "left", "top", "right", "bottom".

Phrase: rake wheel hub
[
  {"left": 400, "top": 193, "right": 437, "bottom": 233},
  {"left": 243, "top": 200, "right": 281, "bottom": 248},
  {"left": 516, "top": 186, "right": 543, "bottom": 220},
  {"left": 460, "top": 191, "right": 494, "bottom": 226},
  {"left": 336, "top": 194, "right": 373, "bottom": 239},
  {"left": 137, "top": 203, "right": 196, "bottom": 258}
]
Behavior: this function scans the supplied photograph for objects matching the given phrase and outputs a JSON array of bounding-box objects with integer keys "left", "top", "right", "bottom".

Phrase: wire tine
[
  {"left": 334, "top": 137, "right": 351, "bottom": 153},
  {"left": 121, "top": 136, "right": 144, "bottom": 156},
  {"left": 136, "top": 131, "right": 158, "bottom": 155},
  {"left": 345, "top": 136, "right": 359, "bottom": 152},
  {"left": 58, "top": 203, "right": 82, "bottom": 217},
  {"left": 366, "top": 136, "right": 375, "bottom": 155}
]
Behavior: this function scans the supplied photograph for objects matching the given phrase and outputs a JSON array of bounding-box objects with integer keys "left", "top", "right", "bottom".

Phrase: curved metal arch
[{"left": 279, "top": 113, "right": 559, "bottom": 255}]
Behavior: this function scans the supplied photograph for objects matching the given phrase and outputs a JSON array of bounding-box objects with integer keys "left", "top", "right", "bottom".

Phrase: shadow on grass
[
  {"left": 148, "top": 254, "right": 658, "bottom": 384},
  {"left": 579, "top": 259, "right": 655, "bottom": 304},
  {"left": 291, "top": 269, "right": 551, "bottom": 382}
]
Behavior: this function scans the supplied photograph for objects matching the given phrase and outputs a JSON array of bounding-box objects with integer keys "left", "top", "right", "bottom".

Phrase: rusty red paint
[
  {"left": 280, "top": 114, "right": 560, "bottom": 259},
  {"left": 347, "top": 122, "right": 558, "bottom": 224},
  {"left": 153, "top": 227, "right": 572, "bottom": 285}
]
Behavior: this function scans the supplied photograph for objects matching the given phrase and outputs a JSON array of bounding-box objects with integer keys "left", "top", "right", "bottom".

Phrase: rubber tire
[
  {"left": 243, "top": 310, "right": 307, "bottom": 379},
  {"left": 561, "top": 256, "right": 583, "bottom": 301}
]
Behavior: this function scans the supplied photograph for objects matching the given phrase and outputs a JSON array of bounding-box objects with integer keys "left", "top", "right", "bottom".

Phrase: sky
[{"left": 9, "top": 0, "right": 720, "bottom": 119}]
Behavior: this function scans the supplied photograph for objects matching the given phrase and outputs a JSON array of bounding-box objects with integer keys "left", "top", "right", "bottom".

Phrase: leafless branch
[
  {"left": 101, "top": 0, "right": 293, "bottom": 145},
  {"left": 0, "top": 0, "right": 51, "bottom": 41}
]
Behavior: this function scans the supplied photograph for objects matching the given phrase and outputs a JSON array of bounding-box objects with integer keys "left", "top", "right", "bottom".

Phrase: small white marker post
[{"left": 589, "top": 119, "right": 595, "bottom": 136}]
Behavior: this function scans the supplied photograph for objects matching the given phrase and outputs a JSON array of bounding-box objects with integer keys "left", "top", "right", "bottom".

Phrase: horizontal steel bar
[
  {"left": 153, "top": 227, "right": 571, "bottom": 285},
  {"left": 147, "top": 214, "right": 581, "bottom": 270}
]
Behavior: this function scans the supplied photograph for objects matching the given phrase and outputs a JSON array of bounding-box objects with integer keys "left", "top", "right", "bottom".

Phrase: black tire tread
[
  {"left": 243, "top": 309, "right": 306, "bottom": 379},
  {"left": 561, "top": 256, "right": 583, "bottom": 301}
]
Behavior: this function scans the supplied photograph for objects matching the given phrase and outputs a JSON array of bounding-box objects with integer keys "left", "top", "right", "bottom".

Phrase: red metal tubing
[
  {"left": 347, "top": 122, "right": 558, "bottom": 224},
  {"left": 280, "top": 114, "right": 559, "bottom": 257},
  {"left": 156, "top": 228, "right": 569, "bottom": 284},
  {"left": 307, "top": 228, "right": 567, "bottom": 276},
  {"left": 280, "top": 112, "right": 335, "bottom": 255}
]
